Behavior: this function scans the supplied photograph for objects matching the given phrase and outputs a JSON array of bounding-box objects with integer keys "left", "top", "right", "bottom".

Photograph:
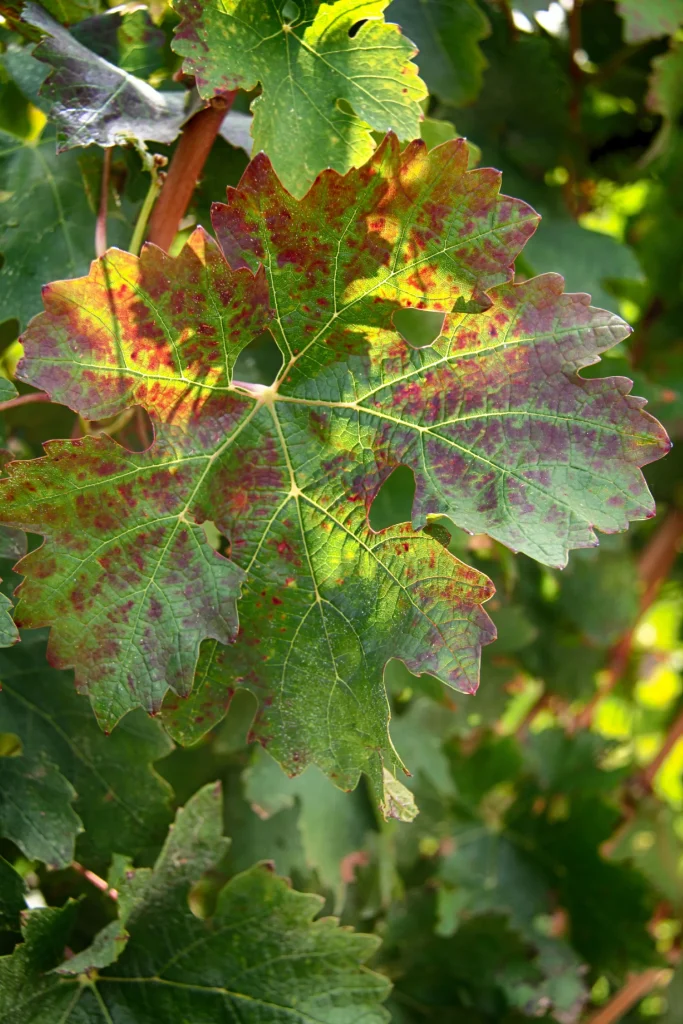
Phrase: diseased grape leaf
[
  {"left": 0, "top": 749, "right": 81, "bottom": 869},
  {"left": 171, "top": 0, "right": 428, "bottom": 195},
  {"left": 23, "top": 2, "right": 187, "bottom": 150},
  {"left": 387, "top": 0, "right": 490, "bottom": 106},
  {"left": 0, "top": 784, "right": 391, "bottom": 1023},
  {"left": 617, "top": 0, "right": 683, "bottom": 42},
  {"left": 0, "top": 630, "right": 174, "bottom": 869},
  {"left": 0, "top": 136, "right": 668, "bottom": 799}
]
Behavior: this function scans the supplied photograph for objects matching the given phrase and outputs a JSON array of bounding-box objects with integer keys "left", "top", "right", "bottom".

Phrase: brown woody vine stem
[
  {"left": 146, "top": 93, "right": 236, "bottom": 252},
  {"left": 575, "top": 507, "right": 683, "bottom": 729},
  {"left": 584, "top": 969, "right": 668, "bottom": 1024},
  {"left": 641, "top": 704, "right": 683, "bottom": 789}
]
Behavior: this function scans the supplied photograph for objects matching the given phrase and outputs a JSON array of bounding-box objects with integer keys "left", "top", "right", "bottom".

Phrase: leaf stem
[
  {"left": 146, "top": 93, "right": 236, "bottom": 253},
  {"left": 71, "top": 861, "right": 118, "bottom": 901},
  {"left": 95, "top": 147, "right": 112, "bottom": 258},
  {"left": 0, "top": 390, "right": 50, "bottom": 412},
  {"left": 129, "top": 158, "right": 166, "bottom": 257}
]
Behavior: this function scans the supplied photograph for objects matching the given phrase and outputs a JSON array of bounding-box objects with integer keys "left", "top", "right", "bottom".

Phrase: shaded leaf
[
  {"left": 171, "top": 0, "right": 427, "bottom": 195},
  {"left": 24, "top": 2, "right": 187, "bottom": 150},
  {"left": 244, "top": 746, "right": 375, "bottom": 912},
  {"left": 71, "top": 9, "right": 167, "bottom": 80},
  {"left": 0, "top": 630, "right": 174, "bottom": 869},
  {"left": 609, "top": 798, "right": 683, "bottom": 913},
  {"left": 0, "top": 123, "right": 134, "bottom": 329},
  {"left": 0, "top": 858, "right": 25, "bottom": 933},
  {"left": 617, "top": 0, "right": 683, "bottom": 42},
  {"left": 387, "top": 0, "right": 490, "bottom": 106},
  {"left": 0, "top": 784, "right": 391, "bottom": 1023},
  {"left": 0, "top": 752, "right": 81, "bottom": 868}
]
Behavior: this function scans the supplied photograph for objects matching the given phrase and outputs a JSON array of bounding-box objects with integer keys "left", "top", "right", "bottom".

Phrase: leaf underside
[{"left": 0, "top": 135, "right": 669, "bottom": 793}]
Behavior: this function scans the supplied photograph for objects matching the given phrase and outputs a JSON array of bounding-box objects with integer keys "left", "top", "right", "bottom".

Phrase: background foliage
[{"left": 0, "top": 0, "right": 683, "bottom": 1021}]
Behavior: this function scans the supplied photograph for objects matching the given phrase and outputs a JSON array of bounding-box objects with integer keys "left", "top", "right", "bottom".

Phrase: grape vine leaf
[
  {"left": 0, "top": 630, "right": 174, "bottom": 869},
  {"left": 244, "top": 745, "right": 375, "bottom": 910},
  {"left": 71, "top": 9, "right": 167, "bottom": 80},
  {"left": 646, "top": 41, "right": 683, "bottom": 160},
  {"left": 386, "top": 0, "right": 490, "bottom": 106},
  {"left": 0, "top": 745, "right": 82, "bottom": 869},
  {"left": 616, "top": 0, "right": 683, "bottom": 42},
  {"left": 23, "top": 2, "right": 187, "bottom": 150},
  {"left": 0, "top": 122, "right": 133, "bottom": 329},
  {"left": 171, "top": 0, "right": 428, "bottom": 196},
  {"left": 427, "top": 730, "right": 659, "bottom": 1014},
  {"left": 0, "top": 784, "right": 391, "bottom": 1023},
  {"left": 0, "top": 136, "right": 669, "bottom": 800}
]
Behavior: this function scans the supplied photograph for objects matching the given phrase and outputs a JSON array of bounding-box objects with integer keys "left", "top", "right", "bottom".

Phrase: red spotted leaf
[{"left": 0, "top": 135, "right": 669, "bottom": 794}]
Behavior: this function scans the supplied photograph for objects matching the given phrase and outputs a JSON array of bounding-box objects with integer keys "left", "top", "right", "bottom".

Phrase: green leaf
[
  {"left": 387, "top": 0, "right": 490, "bottom": 106},
  {"left": 23, "top": 2, "right": 187, "bottom": 150},
  {"left": 616, "top": 0, "right": 683, "bottom": 42},
  {"left": 0, "top": 138, "right": 668, "bottom": 798},
  {"left": 609, "top": 798, "right": 683, "bottom": 913},
  {"left": 0, "top": 749, "right": 81, "bottom": 869},
  {"left": 71, "top": 9, "right": 167, "bottom": 80},
  {"left": 0, "top": 857, "right": 26, "bottom": 933},
  {"left": 171, "top": 0, "right": 428, "bottom": 195},
  {"left": 0, "top": 630, "right": 174, "bottom": 869},
  {"left": 0, "top": 124, "right": 133, "bottom": 329},
  {"left": 0, "top": 784, "right": 391, "bottom": 1023},
  {"left": 243, "top": 746, "right": 375, "bottom": 911},
  {"left": 0, "top": 901, "right": 80, "bottom": 1022}
]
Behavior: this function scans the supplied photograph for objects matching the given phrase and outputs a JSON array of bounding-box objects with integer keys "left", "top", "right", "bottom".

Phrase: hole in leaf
[
  {"left": 232, "top": 331, "right": 282, "bottom": 388},
  {"left": 281, "top": 0, "right": 300, "bottom": 22},
  {"left": 336, "top": 97, "right": 356, "bottom": 117},
  {"left": 202, "top": 520, "right": 231, "bottom": 558},
  {"left": 348, "top": 19, "right": 366, "bottom": 37},
  {"left": 109, "top": 406, "right": 153, "bottom": 452},
  {"left": 370, "top": 465, "right": 415, "bottom": 531},
  {"left": 393, "top": 308, "right": 445, "bottom": 349}
]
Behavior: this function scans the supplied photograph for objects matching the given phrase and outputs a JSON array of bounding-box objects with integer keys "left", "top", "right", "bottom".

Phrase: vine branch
[
  {"left": 575, "top": 508, "right": 683, "bottom": 728},
  {"left": 146, "top": 93, "right": 236, "bottom": 252},
  {"left": 584, "top": 970, "right": 668, "bottom": 1024}
]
